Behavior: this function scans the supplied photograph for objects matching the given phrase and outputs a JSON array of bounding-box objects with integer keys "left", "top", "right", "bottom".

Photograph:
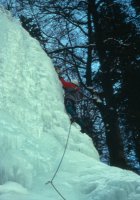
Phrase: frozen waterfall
[{"left": 0, "top": 8, "right": 140, "bottom": 200}]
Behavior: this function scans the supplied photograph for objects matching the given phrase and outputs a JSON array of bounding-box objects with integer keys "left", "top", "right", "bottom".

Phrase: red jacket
[{"left": 60, "top": 78, "right": 80, "bottom": 91}]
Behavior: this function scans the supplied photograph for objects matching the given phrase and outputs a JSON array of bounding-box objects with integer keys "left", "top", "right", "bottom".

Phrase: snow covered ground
[{"left": 0, "top": 8, "right": 140, "bottom": 200}]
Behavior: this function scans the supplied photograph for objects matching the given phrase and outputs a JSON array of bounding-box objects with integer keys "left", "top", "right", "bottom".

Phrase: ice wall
[{"left": 0, "top": 8, "right": 140, "bottom": 200}]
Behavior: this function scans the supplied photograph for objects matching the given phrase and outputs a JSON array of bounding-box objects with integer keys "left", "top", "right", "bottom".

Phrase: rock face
[{"left": 0, "top": 8, "right": 140, "bottom": 200}]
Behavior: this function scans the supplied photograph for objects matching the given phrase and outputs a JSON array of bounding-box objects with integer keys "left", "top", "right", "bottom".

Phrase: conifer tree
[
  {"left": 132, "top": 0, "right": 140, "bottom": 15},
  {"left": 89, "top": 0, "right": 140, "bottom": 170}
]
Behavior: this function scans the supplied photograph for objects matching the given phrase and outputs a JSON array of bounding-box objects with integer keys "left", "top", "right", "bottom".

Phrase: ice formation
[{"left": 0, "top": 8, "right": 140, "bottom": 200}]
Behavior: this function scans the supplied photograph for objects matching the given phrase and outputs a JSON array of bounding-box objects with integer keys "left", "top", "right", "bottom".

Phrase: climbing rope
[
  {"left": 52, "top": 121, "right": 72, "bottom": 181},
  {"left": 45, "top": 121, "right": 72, "bottom": 200}
]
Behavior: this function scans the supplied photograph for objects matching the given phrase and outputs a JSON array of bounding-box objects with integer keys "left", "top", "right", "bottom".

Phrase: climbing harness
[{"left": 45, "top": 121, "right": 72, "bottom": 200}]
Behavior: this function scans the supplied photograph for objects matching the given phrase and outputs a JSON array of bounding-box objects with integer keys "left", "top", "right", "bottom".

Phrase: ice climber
[{"left": 56, "top": 67, "right": 85, "bottom": 132}]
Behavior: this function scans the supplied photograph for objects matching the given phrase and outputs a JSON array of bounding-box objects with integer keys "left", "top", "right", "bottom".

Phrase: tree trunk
[
  {"left": 102, "top": 108, "right": 127, "bottom": 168},
  {"left": 89, "top": 0, "right": 128, "bottom": 169}
]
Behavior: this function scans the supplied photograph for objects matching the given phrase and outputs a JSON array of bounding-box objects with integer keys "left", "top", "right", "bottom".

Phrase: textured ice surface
[{"left": 0, "top": 8, "right": 140, "bottom": 200}]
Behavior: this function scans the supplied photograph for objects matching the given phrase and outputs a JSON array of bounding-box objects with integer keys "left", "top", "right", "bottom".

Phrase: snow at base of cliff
[{"left": 0, "top": 8, "right": 140, "bottom": 200}]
